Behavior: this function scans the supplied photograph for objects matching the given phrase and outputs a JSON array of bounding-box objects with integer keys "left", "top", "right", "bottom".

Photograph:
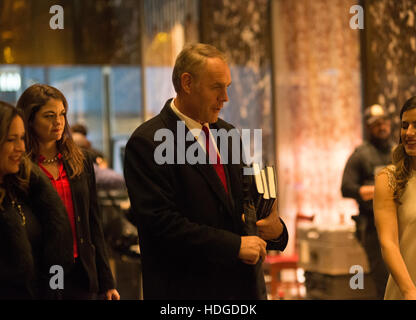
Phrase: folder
[
  {"left": 265, "top": 166, "right": 276, "bottom": 215},
  {"left": 249, "top": 163, "right": 277, "bottom": 220},
  {"left": 251, "top": 163, "right": 264, "bottom": 209}
]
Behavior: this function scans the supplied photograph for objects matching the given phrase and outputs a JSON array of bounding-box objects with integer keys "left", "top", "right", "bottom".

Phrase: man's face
[
  {"left": 189, "top": 57, "right": 232, "bottom": 124},
  {"left": 368, "top": 118, "right": 391, "bottom": 140}
]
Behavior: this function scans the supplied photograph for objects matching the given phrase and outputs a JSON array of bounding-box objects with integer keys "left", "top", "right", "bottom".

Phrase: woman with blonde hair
[
  {"left": 374, "top": 96, "right": 416, "bottom": 299},
  {"left": 17, "top": 84, "right": 119, "bottom": 300},
  {"left": 0, "top": 101, "right": 73, "bottom": 299}
]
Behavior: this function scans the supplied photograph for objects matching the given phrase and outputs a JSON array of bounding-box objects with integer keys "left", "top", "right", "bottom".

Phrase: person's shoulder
[
  {"left": 81, "top": 148, "right": 98, "bottom": 165},
  {"left": 354, "top": 141, "right": 372, "bottom": 153},
  {"left": 376, "top": 165, "right": 396, "bottom": 190},
  {"left": 214, "top": 117, "right": 235, "bottom": 131},
  {"left": 28, "top": 160, "right": 45, "bottom": 181},
  {"left": 129, "top": 113, "right": 165, "bottom": 142},
  {"left": 27, "top": 161, "right": 56, "bottom": 194},
  {"left": 347, "top": 141, "right": 373, "bottom": 160},
  {"left": 125, "top": 114, "right": 168, "bottom": 156},
  {"left": 377, "top": 164, "right": 395, "bottom": 176}
]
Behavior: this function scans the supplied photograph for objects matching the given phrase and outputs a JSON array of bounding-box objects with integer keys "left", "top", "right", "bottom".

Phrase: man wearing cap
[{"left": 341, "top": 104, "right": 392, "bottom": 299}]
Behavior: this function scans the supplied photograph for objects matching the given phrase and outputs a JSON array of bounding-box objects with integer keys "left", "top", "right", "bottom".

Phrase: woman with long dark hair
[
  {"left": 17, "top": 84, "right": 119, "bottom": 300},
  {"left": 374, "top": 96, "right": 416, "bottom": 299},
  {"left": 0, "top": 101, "right": 73, "bottom": 299}
]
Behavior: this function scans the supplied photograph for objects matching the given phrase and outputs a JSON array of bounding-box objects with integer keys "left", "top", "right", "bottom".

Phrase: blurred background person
[
  {"left": 71, "top": 123, "right": 108, "bottom": 169},
  {"left": 0, "top": 101, "right": 73, "bottom": 299},
  {"left": 374, "top": 96, "right": 416, "bottom": 300},
  {"left": 341, "top": 104, "right": 392, "bottom": 299},
  {"left": 16, "top": 84, "right": 120, "bottom": 300},
  {"left": 70, "top": 123, "right": 89, "bottom": 142},
  {"left": 70, "top": 123, "right": 123, "bottom": 189},
  {"left": 71, "top": 123, "right": 91, "bottom": 148}
]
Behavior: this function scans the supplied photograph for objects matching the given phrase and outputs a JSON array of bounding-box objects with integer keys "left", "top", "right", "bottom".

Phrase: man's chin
[
  {"left": 212, "top": 112, "right": 222, "bottom": 122},
  {"left": 373, "top": 134, "right": 390, "bottom": 141}
]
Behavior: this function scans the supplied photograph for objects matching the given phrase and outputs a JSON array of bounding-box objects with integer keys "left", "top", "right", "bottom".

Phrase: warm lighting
[
  {"left": 3, "top": 47, "right": 14, "bottom": 64},
  {"left": 156, "top": 32, "right": 169, "bottom": 43}
]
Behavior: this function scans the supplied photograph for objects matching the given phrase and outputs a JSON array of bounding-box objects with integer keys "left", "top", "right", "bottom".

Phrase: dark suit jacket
[
  {"left": 124, "top": 99, "right": 287, "bottom": 300},
  {"left": 63, "top": 154, "right": 115, "bottom": 293}
]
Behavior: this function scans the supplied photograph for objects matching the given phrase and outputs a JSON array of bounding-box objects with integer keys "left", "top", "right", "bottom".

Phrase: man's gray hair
[{"left": 172, "top": 43, "right": 227, "bottom": 93}]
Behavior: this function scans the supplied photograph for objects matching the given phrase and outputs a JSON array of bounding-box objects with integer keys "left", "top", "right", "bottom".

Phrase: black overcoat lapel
[{"left": 159, "top": 100, "right": 234, "bottom": 217}]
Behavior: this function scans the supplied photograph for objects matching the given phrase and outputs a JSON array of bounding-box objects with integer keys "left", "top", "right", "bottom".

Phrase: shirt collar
[{"left": 170, "top": 99, "right": 209, "bottom": 138}]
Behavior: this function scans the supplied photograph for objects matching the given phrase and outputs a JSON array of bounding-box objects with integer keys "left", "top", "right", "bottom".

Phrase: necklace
[
  {"left": 11, "top": 199, "right": 26, "bottom": 226},
  {"left": 42, "top": 155, "right": 59, "bottom": 164}
]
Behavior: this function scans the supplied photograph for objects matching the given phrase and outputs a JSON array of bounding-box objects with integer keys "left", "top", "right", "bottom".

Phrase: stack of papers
[{"left": 250, "top": 163, "right": 277, "bottom": 220}]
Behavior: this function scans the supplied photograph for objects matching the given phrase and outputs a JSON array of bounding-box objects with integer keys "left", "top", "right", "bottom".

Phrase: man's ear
[{"left": 181, "top": 73, "right": 193, "bottom": 94}]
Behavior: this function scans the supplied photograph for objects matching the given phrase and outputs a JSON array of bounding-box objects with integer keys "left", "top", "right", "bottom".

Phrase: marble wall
[
  {"left": 200, "top": 0, "right": 364, "bottom": 239},
  {"left": 272, "top": 0, "right": 363, "bottom": 234},
  {"left": 200, "top": 0, "right": 274, "bottom": 166},
  {"left": 363, "top": 0, "right": 416, "bottom": 141}
]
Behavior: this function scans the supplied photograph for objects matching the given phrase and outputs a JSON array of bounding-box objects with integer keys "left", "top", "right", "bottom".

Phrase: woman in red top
[{"left": 17, "top": 84, "right": 120, "bottom": 300}]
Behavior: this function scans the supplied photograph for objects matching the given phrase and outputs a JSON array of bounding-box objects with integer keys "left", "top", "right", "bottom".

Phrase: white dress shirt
[{"left": 170, "top": 99, "right": 220, "bottom": 156}]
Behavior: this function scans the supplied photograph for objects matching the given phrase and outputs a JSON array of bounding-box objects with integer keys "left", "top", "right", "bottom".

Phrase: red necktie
[{"left": 202, "top": 125, "right": 228, "bottom": 194}]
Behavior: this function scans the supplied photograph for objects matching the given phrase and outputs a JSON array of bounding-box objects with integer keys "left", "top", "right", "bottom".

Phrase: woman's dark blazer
[
  {"left": 62, "top": 153, "right": 115, "bottom": 293},
  {"left": 0, "top": 164, "right": 73, "bottom": 299}
]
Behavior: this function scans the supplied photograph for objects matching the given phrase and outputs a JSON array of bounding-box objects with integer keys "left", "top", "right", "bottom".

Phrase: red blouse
[{"left": 39, "top": 154, "right": 78, "bottom": 258}]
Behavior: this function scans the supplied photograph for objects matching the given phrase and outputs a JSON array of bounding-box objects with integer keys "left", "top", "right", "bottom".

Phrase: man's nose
[{"left": 221, "top": 88, "right": 229, "bottom": 102}]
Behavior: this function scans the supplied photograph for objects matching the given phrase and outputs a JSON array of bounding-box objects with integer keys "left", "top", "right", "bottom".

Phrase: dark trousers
[
  {"left": 356, "top": 222, "right": 388, "bottom": 299},
  {"left": 63, "top": 258, "right": 97, "bottom": 300}
]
